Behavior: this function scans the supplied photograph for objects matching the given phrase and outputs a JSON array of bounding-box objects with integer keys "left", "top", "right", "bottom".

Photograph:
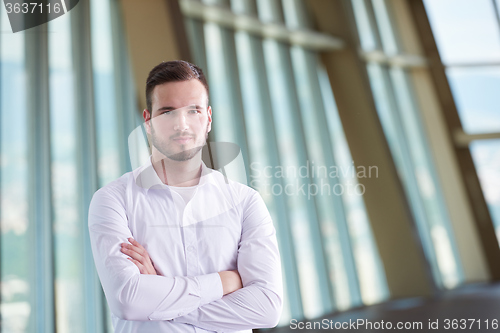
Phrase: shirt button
[{"left": 187, "top": 246, "right": 195, "bottom": 252}]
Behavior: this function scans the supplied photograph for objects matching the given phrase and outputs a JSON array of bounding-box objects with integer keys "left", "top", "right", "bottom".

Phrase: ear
[
  {"left": 207, "top": 106, "right": 212, "bottom": 133},
  {"left": 143, "top": 109, "right": 151, "bottom": 134}
]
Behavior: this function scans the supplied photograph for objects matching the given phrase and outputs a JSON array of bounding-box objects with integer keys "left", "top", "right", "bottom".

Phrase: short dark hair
[{"left": 145, "top": 60, "right": 209, "bottom": 112}]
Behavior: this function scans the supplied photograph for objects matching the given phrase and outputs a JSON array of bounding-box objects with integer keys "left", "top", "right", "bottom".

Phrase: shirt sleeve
[
  {"left": 172, "top": 190, "right": 283, "bottom": 331},
  {"left": 88, "top": 186, "right": 223, "bottom": 321}
]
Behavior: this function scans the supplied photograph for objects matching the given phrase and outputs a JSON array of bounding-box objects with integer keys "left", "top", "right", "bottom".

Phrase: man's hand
[
  {"left": 218, "top": 270, "right": 243, "bottom": 295},
  {"left": 121, "top": 238, "right": 158, "bottom": 275}
]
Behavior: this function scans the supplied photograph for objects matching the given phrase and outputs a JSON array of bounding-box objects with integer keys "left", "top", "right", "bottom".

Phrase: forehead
[{"left": 151, "top": 79, "right": 208, "bottom": 111}]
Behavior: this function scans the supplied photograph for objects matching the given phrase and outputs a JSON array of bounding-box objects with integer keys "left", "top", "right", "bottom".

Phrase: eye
[
  {"left": 188, "top": 109, "right": 200, "bottom": 114},
  {"left": 162, "top": 110, "right": 172, "bottom": 115}
]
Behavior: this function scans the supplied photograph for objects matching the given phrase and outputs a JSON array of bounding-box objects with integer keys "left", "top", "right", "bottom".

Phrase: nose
[{"left": 173, "top": 112, "right": 189, "bottom": 131}]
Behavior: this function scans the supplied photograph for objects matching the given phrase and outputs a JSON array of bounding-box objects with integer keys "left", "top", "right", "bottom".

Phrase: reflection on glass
[
  {"left": 447, "top": 67, "right": 500, "bottom": 134},
  {"left": 48, "top": 12, "right": 86, "bottom": 333},
  {"left": 424, "top": 0, "right": 500, "bottom": 64},
  {"left": 470, "top": 140, "right": 500, "bottom": 244},
  {"left": 0, "top": 4, "right": 32, "bottom": 333}
]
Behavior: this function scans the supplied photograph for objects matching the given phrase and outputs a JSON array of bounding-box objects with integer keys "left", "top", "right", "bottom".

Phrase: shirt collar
[{"left": 133, "top": 156, "right": 217, "bottom": 192}]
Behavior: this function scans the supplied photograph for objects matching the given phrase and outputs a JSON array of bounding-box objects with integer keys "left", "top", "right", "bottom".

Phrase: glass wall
[
  {"left": 0, "top": 0, "right": 138, "bottom": 332},
  {"left": 183, "top": 0, "right": 388, "bottom": 323},
  {"left": 1, "top": 4, "right": 31, "bottom": 332},
  {"left": 351, "top": 0, "right": 464, "bottom": 289},
  {"left": 424, "top": 0, "right": 500, "bottom": 244}
]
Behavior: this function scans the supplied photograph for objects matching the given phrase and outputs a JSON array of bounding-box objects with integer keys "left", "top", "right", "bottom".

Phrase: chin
[{"left": 166, "top": 146, "right": 203, "bottom": 162}]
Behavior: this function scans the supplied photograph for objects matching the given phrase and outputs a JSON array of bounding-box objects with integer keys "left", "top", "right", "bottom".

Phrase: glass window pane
[
  {"left": 263, "top": 39, "right": 327, "bottom": 318},
  {"left": 291, "top": 46, "right": 351, "bottom": 311},
  {"left": 470, "top": 140, "right": 500, "bottom": 244},
  {"left": 351, "top": 0, "right": 378, "bottom": 51},
  {"left": 0, "top": 5, "right": 32, "bottom": 333},
  {"left": 389, "top": 68, "right": 462, "bottom": 288},
  {"left": 204, "top": 23, "right": 249, "bottom": 184},
  {"left": 447, "top": 67, "right": 500, "bottom": 134},
  {"left": 90, "top": 0, "right": 122, "bottom": 186},
  {"left": 234, "top": 30, "right": 297, "bottom": 324},
  {"left": 318, "top": 65, "right": 388, "bottom": 307},
  {"left": 367, "top": 63, "right": 463, "bottom": 289},
  {"left": 371, "top": 0, "right": 398, "bottom": 54},
  {"left": 48, "top": 13, "right": 86, "bottom": 333},
  {"left": 424, "top": 0, "right": 500, "bottom": 64}
]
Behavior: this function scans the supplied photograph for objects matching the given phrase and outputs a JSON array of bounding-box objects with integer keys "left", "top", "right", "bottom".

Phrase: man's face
[{"left": 145, "top": 79, "right": 212, "bottom": 162}]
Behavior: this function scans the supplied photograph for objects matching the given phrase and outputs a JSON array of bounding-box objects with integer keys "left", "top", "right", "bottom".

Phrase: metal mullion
[
  {"left": 0, "top": 5, "right": 2, "bottom": 323},
  {"left": 454, "top": 131, "right": 500, "bottom": 147},
  {"left": 25, "top": 25, "right": 55, "bottom": 333},
  {"left": 292, "top": 47, "right": 363, "bottom": 308},
  {"left": 70, "top": 1, "right": 105, "bottom": 332},
  {"left": 180, "top": 0, "right": 344, "bottom": 51},
  {"left": 492, "top": 0, "right": 500, "bottom": 43}
]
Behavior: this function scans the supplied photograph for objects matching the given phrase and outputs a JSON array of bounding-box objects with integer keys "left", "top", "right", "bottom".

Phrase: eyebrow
[{"left": 156, "top": 105, "right": 205, "bottom": 112}]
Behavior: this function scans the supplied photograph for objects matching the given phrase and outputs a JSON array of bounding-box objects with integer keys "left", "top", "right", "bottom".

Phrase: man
[{"left": 88, "top": 60, "right": 283, "bottom": 333}]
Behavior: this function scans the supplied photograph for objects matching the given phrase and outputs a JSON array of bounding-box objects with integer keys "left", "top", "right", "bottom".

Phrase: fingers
[
  {"left": 128, "top": 237, "right": 145, "bottom": 251},
  {"left": 121, "top": 238, "right": 149, "bottom": 261},
  {"left": 121, "top": 246, "right": 146, "bottom": 263},
  {"left": 127, "top": 257, "right": 146, "bottom": 274},
  {"left": 120, "top": 238, "right": 157, "bottom": 275}
]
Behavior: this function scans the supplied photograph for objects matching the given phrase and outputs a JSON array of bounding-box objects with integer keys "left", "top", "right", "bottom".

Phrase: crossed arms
[
  {"left": 121, "top": 237, "right": 243, "bottom": 296},
  {"left": 88, "top": 186, "right": 283, "bottom": 331}
]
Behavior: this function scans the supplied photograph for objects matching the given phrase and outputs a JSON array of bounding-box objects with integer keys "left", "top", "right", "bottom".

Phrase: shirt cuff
[{"left": 195, "top": 272, "right": 223, "bottom": 307}]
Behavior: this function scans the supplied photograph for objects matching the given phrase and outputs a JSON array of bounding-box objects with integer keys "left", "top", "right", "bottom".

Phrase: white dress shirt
[{"left": 88, "top": 157, "right": 283, "bottom": 333}]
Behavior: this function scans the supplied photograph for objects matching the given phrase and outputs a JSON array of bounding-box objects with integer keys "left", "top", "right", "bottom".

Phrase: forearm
[
  {"left": 172, "top": 283, "right": 282, "bottom": 332},
  {"left": 103, "top": 270, "right": 222, "bottom": 321},
  {"left": 91, "top": 234, "right": 223, "bottom": 321}
]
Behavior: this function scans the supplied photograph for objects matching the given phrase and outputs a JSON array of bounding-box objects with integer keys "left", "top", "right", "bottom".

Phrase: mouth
[{"left": 172, "top": 136, "right": 193, "bottom": 144}]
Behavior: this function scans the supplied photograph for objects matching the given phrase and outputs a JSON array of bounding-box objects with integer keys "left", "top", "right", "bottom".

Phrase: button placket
[{"left": 183, "top": 202, "right": 199, "bottom": 276}]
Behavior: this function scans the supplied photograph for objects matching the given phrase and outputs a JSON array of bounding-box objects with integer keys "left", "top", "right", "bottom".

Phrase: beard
[{"left": 150, "top": 122, "right": 209, "bottom": 162}]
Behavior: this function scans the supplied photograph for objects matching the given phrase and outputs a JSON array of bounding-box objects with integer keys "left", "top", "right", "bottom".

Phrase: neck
[{"left": 151, "top": 150, "right": 202, "bottom": 187}]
